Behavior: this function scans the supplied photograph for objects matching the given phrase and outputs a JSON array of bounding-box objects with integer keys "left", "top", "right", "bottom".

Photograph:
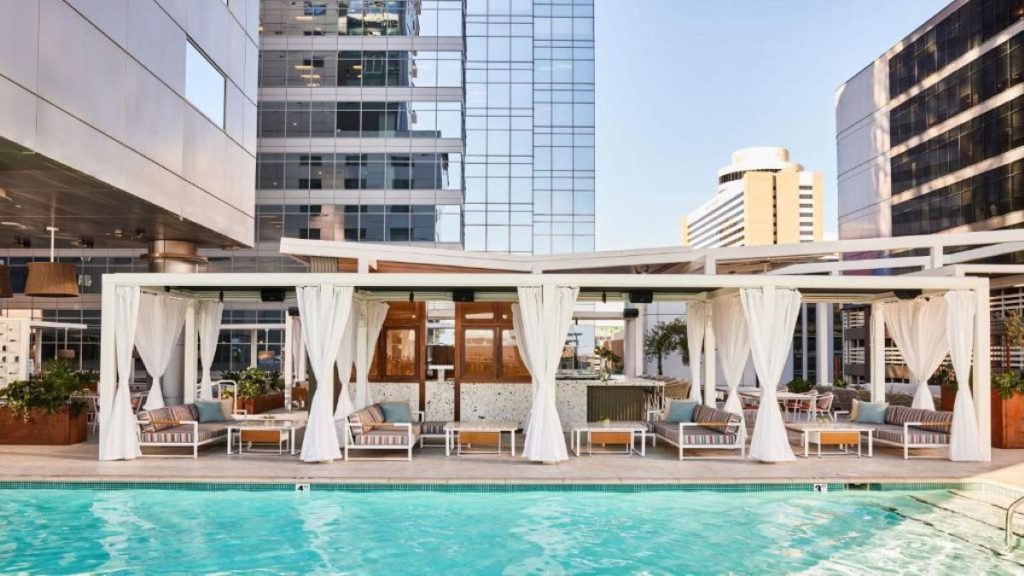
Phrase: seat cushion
[
  {"left": 421, "top": 421, "right": 448, "bottom": 436},
  {"left": 884, "top": 406, "right": 952, "bottom": 432},
  {"left": 380, "top": 401, "right": 412, "bottom": 423},
  {"left": 872, "top": 423, "right": 949, "bottom": 446},
  {"left": 367, "top": 404, "right": 385, "bottom": 424},
  {"left": 692, "top": 405, "right": 742, "bottom": 436},
  {"left": 140, "top": 407, "right": 176, "bottom": 432},
  {"left": 141, "top": 424, "right": 223, "bottom": 444},
  {"left": 350, "top": 429, "right": 420, "bottom": 446},
  {"left": 651, "top": 422, "right": 737, "bottom": 446}
]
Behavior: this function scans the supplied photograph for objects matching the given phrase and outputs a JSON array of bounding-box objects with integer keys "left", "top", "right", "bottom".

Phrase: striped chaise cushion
[
  {"left": 872, "top": 424, "right": 950, "bottom": 446},
  {"left": 651, "top": 422, "right": 738, "bottom": 446},
  {"left": 350, "top": 429, "right": 420, "bottom": 446},
  {"left": 141, "top": 425, "right": 221, "bottom": 444},
  {"left": 884, "top": 406, "right": 953, "bottom": 433},
  {"left": 692, "top": 405, "right": 741, "bottom": 436},
  {"left": 140, "top": 407, "right": 176, "bottom": 432},
  {"left": 421, "top": 421, "right": 448, "bottom": 436}
]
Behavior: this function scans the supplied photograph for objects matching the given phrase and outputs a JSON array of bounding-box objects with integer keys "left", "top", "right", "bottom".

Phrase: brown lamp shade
[
  {"left": 57, "top": 349, "right": 76, "bottom": 360},
  {"left": 257, "top": 350, "right": 277, "bottom": 361},
  {"left": 24, "top": 262, "right": 79, "bottom": 298},
  {"left": 0, "top": 265, "right": 12, "bottom": 298}
]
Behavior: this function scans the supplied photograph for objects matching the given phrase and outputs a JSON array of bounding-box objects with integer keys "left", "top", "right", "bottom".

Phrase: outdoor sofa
[
  {"left": 344, "top": 402, "right": 423, "bottom": 461},
  {"left": 859, "top": 405, "right": 953, "bottom": 459},
  {"left": 648, "top": 403, "right": 745, "bottom": 460},
  {"left": 137, "top": 402, "right": 242, "bottom": 459}
]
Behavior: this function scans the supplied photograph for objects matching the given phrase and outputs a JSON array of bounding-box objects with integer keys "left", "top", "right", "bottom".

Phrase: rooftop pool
[{"left": 1, "top": 483, "right": 1021, "bottom": 574}]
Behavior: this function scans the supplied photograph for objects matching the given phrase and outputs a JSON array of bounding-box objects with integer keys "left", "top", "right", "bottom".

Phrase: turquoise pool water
[{"left": 0, "top": 485, "right": 1021, "bottom": 575}]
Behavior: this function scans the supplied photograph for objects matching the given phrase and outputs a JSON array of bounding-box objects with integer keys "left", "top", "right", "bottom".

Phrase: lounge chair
[
  {"left": 648, "top": 404, "right": 745, "bottom": 460},
  {"left": 136, "top": 403, "right": 241, "bottom": 458},
  {"left": 869, "top": 406, "right": 953, "bottom": 459},
  {"left": 344, "top": 403, "right": 422, "bottom": 461}
]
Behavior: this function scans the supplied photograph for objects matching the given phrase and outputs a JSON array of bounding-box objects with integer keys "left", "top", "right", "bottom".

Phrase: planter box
[
  {"left": 992, "top": 388, "right": 1024, "bottom": 449},
  {"left": 0, "top": 406, "right": 88, "bottom": 445},
  {"left": 237, "top": 392, "right": 285, "bottom": 415},
  {"left": 940, "top": 385, "right": 956, "bottom": 412}
]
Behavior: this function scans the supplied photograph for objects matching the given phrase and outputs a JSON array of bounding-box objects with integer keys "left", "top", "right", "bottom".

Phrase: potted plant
[
  {"left": 931, "top": 364, "right": 957, "bottom": 412},
  {"left": 220, "top": 366, "right": 285, "bottom": 414},
  {"left": 0, "top": 359, "right": 89, "bottom": 445},
  {"left": 994, "top": 311, "right": 1024, "bottom": 448},
  {"left": 992, "top": 370, "right": 1024, "bottom": 448}
]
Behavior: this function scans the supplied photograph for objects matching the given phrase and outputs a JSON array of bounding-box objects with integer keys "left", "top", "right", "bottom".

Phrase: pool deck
[{"left": 3, "top": 437, "right": 1023, "bottom": 490}]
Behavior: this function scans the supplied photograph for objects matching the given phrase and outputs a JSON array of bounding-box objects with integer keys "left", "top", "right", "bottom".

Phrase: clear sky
[{"left": 593, "top": 0, "right": 951, "bottom": 250}]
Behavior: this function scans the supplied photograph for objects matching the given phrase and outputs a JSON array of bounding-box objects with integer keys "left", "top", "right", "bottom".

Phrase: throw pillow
[
  {"left": 849, "top": 399, "right": 861, "bottom": 421},
  {"left": 194, "top": 401, "right": 227, "bottom": 423},
  {"left": 380, "top": 401, "right": 413, "bottom": 423},
  {"left": 855, "top": 401, "right": 888, "bottom": 424},
  {"left": 665, "top": 400, "right": 698, "bottom": 423}
]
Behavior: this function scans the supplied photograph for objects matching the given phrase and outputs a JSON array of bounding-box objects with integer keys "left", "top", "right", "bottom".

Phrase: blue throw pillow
[
  {"left": 380, "top": 401, "right": 412, "bottom": 423},
  {"left": 194, "top": 401, "right": 227, "bottom": 423},
  {"left": 855, "top": 401, "right": 888, "bottom": 424},
  {"left": 665, "top": 400, "right": 698, "bottom": 423}
]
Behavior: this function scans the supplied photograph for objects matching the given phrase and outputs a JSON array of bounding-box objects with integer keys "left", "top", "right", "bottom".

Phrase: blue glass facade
[{"left": 464, "top": 0, "right": 595, "bottom": 254}]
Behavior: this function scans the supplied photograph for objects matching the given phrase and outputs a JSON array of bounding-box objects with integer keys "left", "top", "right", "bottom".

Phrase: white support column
[
  {"left": 182, "top": 301, "right": 197, "bottom": 404},
  {"left": 623, "top": 316, "right": 637, "bottom": 378},
  {"left": 355, "top": 304, "right": 369, "bottom": 408},
  {"left": 801, "top": 304, "right": 809, "bottom": 379},
  {"left": 973, "top": 287, "right": 992, "bottom": 460},
  {"left": 703, "top": 307, "right": 716, "bottom": 406},
  {"left": 249, "top": 329, "right": 258, "bottom": 368},
  {"left": 870, "top": 302, "right": 886, "bottom": 402},
  {"left": 283, "top": 314, "right": 294, "bottom": 409},
  {"left": 97, "top": 279, "right": 118, "bottom": 456},
  {"left": 816, "top": 302, "right": 832, "bottom": 386}
]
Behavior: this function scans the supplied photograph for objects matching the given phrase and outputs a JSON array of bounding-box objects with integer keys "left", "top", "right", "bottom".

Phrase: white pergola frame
[{"left": 98, "top": 269, "right": 994, "bottom": 461}]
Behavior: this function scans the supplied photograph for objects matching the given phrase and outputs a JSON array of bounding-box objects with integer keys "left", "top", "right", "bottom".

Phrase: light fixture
[{"left": 25, "top": 227, "right": 79, "bottom": 298}]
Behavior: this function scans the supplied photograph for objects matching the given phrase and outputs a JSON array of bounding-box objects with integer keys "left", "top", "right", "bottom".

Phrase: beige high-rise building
[{"left": 682, "top": 147, "right": 824, "bottom": 248}]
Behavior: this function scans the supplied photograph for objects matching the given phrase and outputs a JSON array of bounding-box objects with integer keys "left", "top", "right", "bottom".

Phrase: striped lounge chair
[
  {"left": 649, "top": 404, "right": 745, "bottom": 460},
  {"left": 137, "top": 404, "right": 233, "bottom": 459},
  {"left": 344, "top": 403, "right": 422, "bottom": 461},
  {"left": 870, "top": 405, "right": 953, "bottom": 459}
]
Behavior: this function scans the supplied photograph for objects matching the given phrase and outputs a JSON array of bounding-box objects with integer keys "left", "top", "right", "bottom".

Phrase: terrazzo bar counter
[{"left": 363, "top": 379, "right": 661, "bottom": 429}]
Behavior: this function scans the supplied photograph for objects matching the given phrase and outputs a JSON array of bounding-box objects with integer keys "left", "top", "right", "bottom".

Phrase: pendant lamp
[{"left": 25, "top": 227, "right": 79, "bottom": 298}]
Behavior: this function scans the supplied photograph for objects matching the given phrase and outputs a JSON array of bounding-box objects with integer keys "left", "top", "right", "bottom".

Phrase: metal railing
[{"left": 1007, "top": 495, "right": 1024, "bottom": 550}]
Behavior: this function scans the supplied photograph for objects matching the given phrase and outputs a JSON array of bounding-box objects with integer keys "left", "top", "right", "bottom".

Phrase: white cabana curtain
[
  {"left": 99, "top": 286, "right": 142, "bottom": 461},
  {"left": 297, "top": 284, "right": 354, "bottom": 463},
  {"left": 196, "top": 301, "right": 224, "bottom": 400},
  {"left": 883, "top": 298, "right": 949, "bottom": 410},
  {"left": 712, "top": 296, "right": 750, "bottom": 415},
  {"left": 685, "top": 302, "right": 707, "bottom": 403},
  {"left": 742, "top": 286, "right": 801, "bottom": 462},
  {"left": 135, "top": 293, "right": 189, "bottom": 410},
  {"left": 354, "top": 301, "right": 389, "bottom": 410},
  {"left": 945, "top": 291, "right": 984, "bottom": 461},
  {"left": 334, "top": 306, "right": 357, "bottom": 420},
  {"left": 513, "top": 284, "right": 579, "bottom": 463}
]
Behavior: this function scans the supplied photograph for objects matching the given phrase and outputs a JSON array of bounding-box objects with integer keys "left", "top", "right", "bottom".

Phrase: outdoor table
[
  {"left": 784, "top": 421, "right": 874, "bottom": 458},
  {"left": 571, "top": 421, "right": 648, "bottom": 456},
  {"left": 443, "top": 421, "right": 519, "bottom": 457},
  {"left": 227, "top": 418, "right": 303, "bottom": 455}
]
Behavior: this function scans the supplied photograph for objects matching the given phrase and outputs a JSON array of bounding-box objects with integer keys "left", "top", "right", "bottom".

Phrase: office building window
[
  {"left": 185, "top": 42, "right": 225, "bottom": 127},
  {"left": 891, "top": 94, "right": 1024, "bottom": 194},
  {"left": 888, "top": 0, "right": 1024, "bottom": 97}
]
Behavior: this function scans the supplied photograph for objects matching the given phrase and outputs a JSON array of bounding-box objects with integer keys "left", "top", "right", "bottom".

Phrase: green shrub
[
  {"left": 0, "top": 359, "right": 88, "bottom": 421},
  {"left": 786, "top": 377, "right": 814, "bottom": 394}
]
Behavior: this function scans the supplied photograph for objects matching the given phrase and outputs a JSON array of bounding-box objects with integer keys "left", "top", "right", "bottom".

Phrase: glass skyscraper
[
  {"left": 464, "top": 0, "right": 595, "bottom": 254},
  {"left": 254, "top": 0, "right": 595, "bottom": 257}
]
